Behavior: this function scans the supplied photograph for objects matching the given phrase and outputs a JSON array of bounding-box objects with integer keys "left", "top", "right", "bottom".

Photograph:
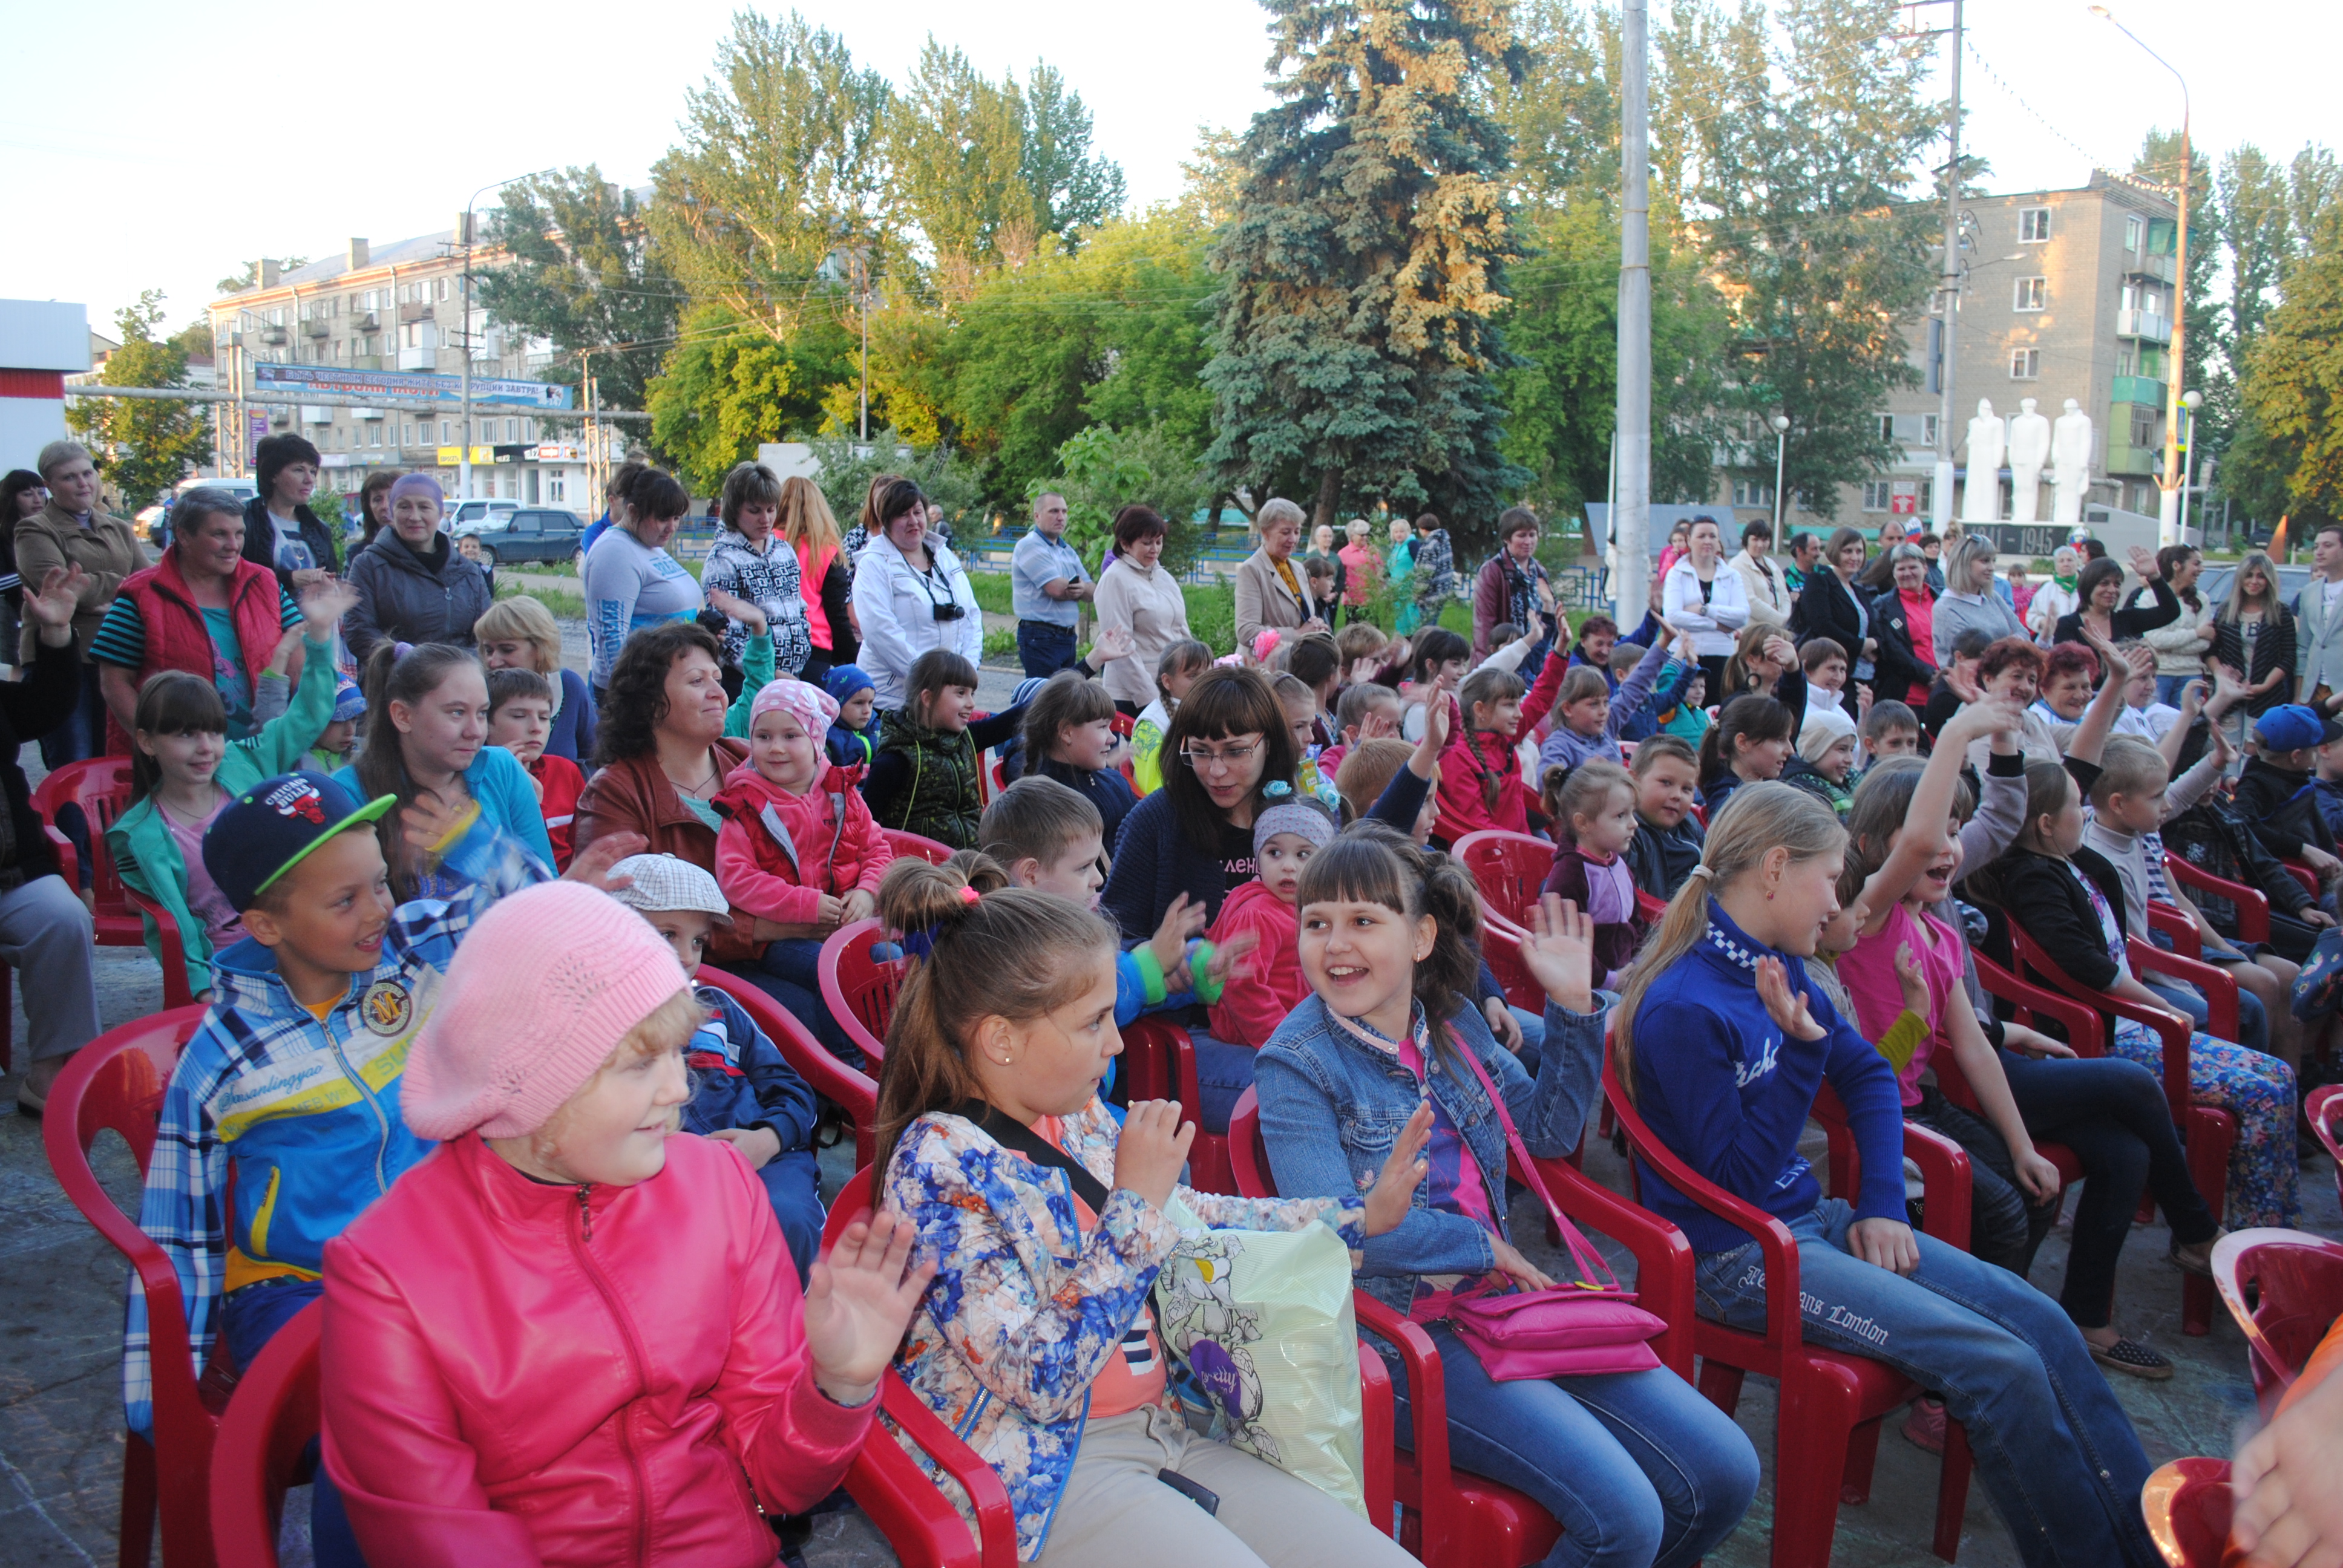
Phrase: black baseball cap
[{"left": 202, "top": 773, "right": 398, "bottom": 912}]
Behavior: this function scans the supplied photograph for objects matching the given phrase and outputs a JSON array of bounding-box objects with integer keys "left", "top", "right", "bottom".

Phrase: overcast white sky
[{"left": 4, "top": 0, "right": 2331, "bottom": 344}]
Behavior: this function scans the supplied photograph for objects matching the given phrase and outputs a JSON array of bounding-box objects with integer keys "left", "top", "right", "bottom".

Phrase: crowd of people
[{"left": 1, "top": 428, "right": 2337, "bottom": 1568}]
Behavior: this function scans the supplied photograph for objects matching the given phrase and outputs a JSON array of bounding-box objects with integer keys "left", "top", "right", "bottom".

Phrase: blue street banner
[{"left": 252, "top": 362, "right": 574, "bottom": 410}]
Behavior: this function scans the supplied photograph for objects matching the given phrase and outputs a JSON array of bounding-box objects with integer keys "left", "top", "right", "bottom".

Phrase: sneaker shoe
[{"left": 1901, "top": 1396, "right": 1947, "bottom": 1453}]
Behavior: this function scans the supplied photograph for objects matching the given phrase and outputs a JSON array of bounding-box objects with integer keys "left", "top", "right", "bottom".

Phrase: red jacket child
[
  {"left": 528, "top": 753, "right": 585, "bottom": 871},
  {"left": 1431, "top": 647, "right": 1568, "bottom": 844},
  {"left": 1206, "top": 791, "right": 1337, "bottom": 1047},
  {"left": 712, "top": 762, "right": 890, "bottom": 925}
]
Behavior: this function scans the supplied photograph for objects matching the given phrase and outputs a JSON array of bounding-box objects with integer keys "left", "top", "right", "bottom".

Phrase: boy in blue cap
[
  {"left": 822, "top": 663, "right": 876, "bottom": 769},
  {"left": 2237, "top": 704, "right": 2343, "bottom": 890},
  {"left": 122, "top": 771, "right": 639, "bottom": 1446},
  {"left": 306, "top": 678, "right": 365, "bottom": 774}
]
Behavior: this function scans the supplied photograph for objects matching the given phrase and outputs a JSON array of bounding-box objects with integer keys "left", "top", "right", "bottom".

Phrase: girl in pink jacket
[
  {"left": 1206, "top": 789, "right": 1338, "bottom": 1047},
  {"left": 323, "top": 879, "right": 932, "bottom": 1567},
  {"left": 714, "top": 678, "right": 891, "bottom": 1064}
]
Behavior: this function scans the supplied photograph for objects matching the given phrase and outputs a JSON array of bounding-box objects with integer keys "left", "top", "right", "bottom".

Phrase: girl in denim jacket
[
  {"left": 1255, "top": 831, "right": 1757, "bottom": 1568},
  {"left": 873, "top": 855, "right": 1427, "bottom": 1567}
]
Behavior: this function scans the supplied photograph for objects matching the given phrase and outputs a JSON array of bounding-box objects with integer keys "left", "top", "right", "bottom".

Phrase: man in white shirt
[
  {"left": 2298, "top": 523, "right": 2343, "bottom": 712},
  {"left": 1010, "top": 492, "right": 1090, "bottom": 678}
]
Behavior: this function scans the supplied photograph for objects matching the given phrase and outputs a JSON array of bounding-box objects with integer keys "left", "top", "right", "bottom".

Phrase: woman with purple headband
[{"left": 344, "top": 474, "right": 493, "bottom": 664}]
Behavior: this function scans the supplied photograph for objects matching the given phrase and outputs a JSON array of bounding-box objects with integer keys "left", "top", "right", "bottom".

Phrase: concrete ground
[{"left": 0, "top": 626, "right": 2329, "bottom": 1566}]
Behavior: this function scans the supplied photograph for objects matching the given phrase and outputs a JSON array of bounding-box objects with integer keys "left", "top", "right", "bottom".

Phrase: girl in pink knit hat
[
  {"left": 712, "top": 676, "right": 891, "bottom": 1067},
  {"left": 321, "top": 879, "right": 932, "bottom": 1567}
]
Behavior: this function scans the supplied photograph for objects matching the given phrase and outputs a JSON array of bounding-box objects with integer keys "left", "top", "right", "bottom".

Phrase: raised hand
[
  {"left": 1352, "top": 656, "right": 1383, "bottom": 687},
  {"left": 802, "top": 1210, "right": 938, "bottom": 1405},
  {"left": 298, "top": 575, "right": 359, "bottom": 634},
  {"left": 1754, "top": 956, "right": 1826, "bottom": 1042},
  {"left": 22, "top": 563, "right": 88, "bottom": 640},
  {"left": 1196, "top": 928, "right": 1260, "bottom": 992},
  {"left": 1362, "top": 1102, "right": 1432, "bottom": 1236},
  {"left": 1521, "top": 895, "right": 1596, "bottom": 1014},
  {"left": 2125, "top": 543, "right": 2160, "bottom": 582},
  {"left": 1358, "top": 710, "right": 1400, "bottom": 742},
  {"left": 563, "top": 830, "right": 650, "bottom": 892},
  {"left": 1149, "top": 892, "right": 1208, "bottom": 984},
  {"left": 703, "top": 587, "right": 767, "bottom": 638},
  {"left": 1088, "top": 624, "right": 1134, "bottom": 664},
  {"left": 1112, "top": 1100, "right": 1195, "bottom": 1214},
  {"left": 1763, "top": 634, "right": 1797, "bottom": 673}
]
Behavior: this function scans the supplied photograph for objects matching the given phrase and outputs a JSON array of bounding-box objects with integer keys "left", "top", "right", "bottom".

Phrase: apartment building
[
  {"left": 1714, "top": 171, "right": 2183, "bottom": 544},
  {"left": 207, "top": 230, "right": 605, "bottom": 507}
]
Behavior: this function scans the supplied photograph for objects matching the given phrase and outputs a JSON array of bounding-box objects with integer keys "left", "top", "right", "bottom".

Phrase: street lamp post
[
  {"left": 2180, "top": 389, "right": 2202, "bottom": 539},
  {"left": 2090, "top": 5, "right": 2189, "bottom": 546},
  {"left": 1771, "top": 415, "right": 1790, "bottom": 539}
]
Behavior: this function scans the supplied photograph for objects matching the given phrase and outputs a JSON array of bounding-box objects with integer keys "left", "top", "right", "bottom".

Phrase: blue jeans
[
  {"left": 2154, "top": 673, "right": 2198, "bottom": 708},
  {"left": 223, "top": 1279, "right": 366, "bottom": 1568},
  {"left": 757, "top": 1148, "right": 825, "bottom": 1284},
  {"left": 733, "top": 941, "right": 867, "bottom": 1071},
  {"left": 1017, "top": 619, "right": 1078, "bottom": 678},
  {"left": 1509, "top": 1005, "right": 1548, "bottom": 1074},
  {"left": 1188, "top": 1029, "right": 1255, "bottom": 1134},
  {"left": 2143, "top": 967, "right": 2267, "bottom": 1054},
  {"left": 1381, "top": 1322, "right": 1757, "bottom": 1568},
  {"left": 1693, "top": 1198, "right": 2158, "bottom": 1568}
]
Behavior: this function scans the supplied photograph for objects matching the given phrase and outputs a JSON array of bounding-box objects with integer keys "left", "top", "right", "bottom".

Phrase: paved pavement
[{"left": 0, "top": 627, "right": 2328, "bottom": 1564}]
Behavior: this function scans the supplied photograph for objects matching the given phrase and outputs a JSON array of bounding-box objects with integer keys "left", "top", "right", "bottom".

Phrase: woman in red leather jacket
[{"left": 321, "top": 880, "right": 931, "bottom": 1567}]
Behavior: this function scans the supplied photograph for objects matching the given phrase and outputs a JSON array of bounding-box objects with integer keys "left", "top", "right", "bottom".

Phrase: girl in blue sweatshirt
[{"left": 1617, "top": 781, "right": 2161, "bottom": 1568}]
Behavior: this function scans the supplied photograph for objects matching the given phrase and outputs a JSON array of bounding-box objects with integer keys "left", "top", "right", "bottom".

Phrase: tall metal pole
[
  {"left": 1933, "top": 0, "right": 1963, "bottom": 535},
  {"left": 1772, "top": 419, "right": 1789, "bottom": 539},
  {"left": 1613, "top": 0, "right": 1651, "bottom": 628}
]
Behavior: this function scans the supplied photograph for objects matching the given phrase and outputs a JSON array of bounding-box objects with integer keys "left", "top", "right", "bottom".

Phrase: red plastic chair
[
  {"left": 208, "top": 1301, "right": 320, "bottom": 1568},
  {"left": 819, "top": 917, "right": 902, "bottom": 1067},
  {"left": 2007, "top": 926, "right": 2236, "bottom": 1335},
  {"left": 819, "top": 1175, "right": 1028, "bottom": 1567},
  {"left": 2162, "top": 853, "right": 2271, "bottom": 944},
  {"left": 2309, "top": 1085, "right": 2343, "bottom": 1208},
  {"left": 883, "top": 829, "right": 955, "bottom": 865},
  {"left": 2280, "top": 860, "right": 2321, "bottom": 898},
  {"left": 1634, "top": 889, "right": 1668, "bottom": 924},
  {"left": 2211, "top": 1228, "right": 2343, "bottom": 1411},
  {"left": 1451, "top": 831, "right": 1555, "bottom": 928},
  {"left": 30, "top": 757, "right": 196, "bottom": 1020},
  {"left": 41, "top": 1005, "right": 218, "bottom": 1568},
  {"left": 2140, "top": 1457, "right": 2233, "bottom": 1568},
  {"left": 1476, "top": 910, "right": 1548, "bottom": 1016},
  {"left": 1604, "top": 1060, "right": 1976, "bottom": 1566},
  {"left": 696, "top": 967, "right": 880, "bottom": 1171}
]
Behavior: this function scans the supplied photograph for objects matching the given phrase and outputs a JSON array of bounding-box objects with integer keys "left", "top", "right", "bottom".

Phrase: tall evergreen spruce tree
[{"left": 1202, "top": 0, "right": 1532, "bottom": 537}]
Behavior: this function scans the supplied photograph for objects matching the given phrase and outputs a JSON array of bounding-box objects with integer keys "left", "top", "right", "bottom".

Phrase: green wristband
[
  {"left": 1132, "top": 946, "right": 1168, "bottom": 1006},
  {"left": 1188, "top": 940, "right": 1223, "bottom": 1005}
]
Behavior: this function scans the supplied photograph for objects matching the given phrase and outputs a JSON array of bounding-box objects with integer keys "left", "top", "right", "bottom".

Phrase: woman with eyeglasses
[
  {"left": 1101, "top": 668, "right": 1431, "bottom": 1131},
  {"left": 850, "top": 477, "right": 983, "bottom": 712}
]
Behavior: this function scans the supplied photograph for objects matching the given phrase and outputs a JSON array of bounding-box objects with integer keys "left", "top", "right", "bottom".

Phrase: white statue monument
[
  {"left": 2007, "top": 397, "right": 2052, "bottom": 524},
  {"left": 2052, "top": 399, "right": 2094, "bottom": 526},
  {"left": 1961, "top": 398, "right": 2005, "bottom": 523}
]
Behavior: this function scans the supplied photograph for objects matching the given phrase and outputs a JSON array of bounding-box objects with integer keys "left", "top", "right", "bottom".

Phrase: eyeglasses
[{"left": 1179, "top": 737, "right": 1263, "bottom": 773}]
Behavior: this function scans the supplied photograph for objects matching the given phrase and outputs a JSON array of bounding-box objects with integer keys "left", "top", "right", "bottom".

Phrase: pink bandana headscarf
[{"left": 749, "top": 678, "right": 839, "bottom": 746}]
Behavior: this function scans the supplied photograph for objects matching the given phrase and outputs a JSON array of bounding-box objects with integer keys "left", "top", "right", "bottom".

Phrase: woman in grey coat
[
  {"left": 344, "top": 474, "right": 493, "bottom": 663},
  {"left": 1932, "top": 534, "right": 2026, "bottom": 664}
]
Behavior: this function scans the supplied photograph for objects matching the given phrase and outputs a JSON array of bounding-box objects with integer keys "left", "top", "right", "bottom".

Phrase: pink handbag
[{"left": 1441, "top": 1033, "right": 1665, "bottom": 1379}]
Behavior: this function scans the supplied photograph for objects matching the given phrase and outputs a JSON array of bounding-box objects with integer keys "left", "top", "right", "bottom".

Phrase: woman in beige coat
[
  {"left": 1232, "top": 496, "right": 1329, "bottom": 655},
  {"left": 1093, "top": 504, "right": 1191, "bottom": 713},
  {"left": 16, "top": 441, "right": 141, "bottom": 764}
]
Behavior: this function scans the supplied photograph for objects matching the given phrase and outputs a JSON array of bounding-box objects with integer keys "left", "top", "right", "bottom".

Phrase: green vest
[{"left": 874, "top": 709, "right": 980, "bottom": 848}]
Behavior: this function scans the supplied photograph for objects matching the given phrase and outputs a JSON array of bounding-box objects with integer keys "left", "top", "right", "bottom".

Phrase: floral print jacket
[{"left": 885, "top": 1100, "right": 1365, "bottom": 1561}]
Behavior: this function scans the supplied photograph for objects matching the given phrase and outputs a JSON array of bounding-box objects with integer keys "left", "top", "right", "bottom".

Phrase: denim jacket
[{"left": 1253, "top": 992, "right": 1607, "bottom": 1317}]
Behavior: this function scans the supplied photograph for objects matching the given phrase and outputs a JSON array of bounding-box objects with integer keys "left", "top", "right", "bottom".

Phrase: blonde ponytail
[{"left": 1609, "top": 782, "right": 1845, "bottom": 1102}]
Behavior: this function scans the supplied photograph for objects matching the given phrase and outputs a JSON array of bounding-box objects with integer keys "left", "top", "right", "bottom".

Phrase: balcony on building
[
  {"left": 353, "top": 311, "right": 379, "bottom": 332},
  {"left": 2117, "top": 308, "right": 2171, "bottom": 343},
  {"left": 396, "top": 345, "right": 436, "bottom": 371},
  {"left": 399, "top": 301, "right": 434, "bottom": 324},
  {"left": 260, "top": 326, "right": 287, "bottom": 346},
  {"left": 303, "top": 318, "right": 330, "bottom": 339},
  {"left": 352, "top": 407, "right": 385, "bottom": 422},
  {"left": 2125, "top": 252, "right": 2176, "bottom": 285},
  {"left": 350, "top": 356, "right": 383, "bottom": 371},
  {"left": 300, "top": 405, "right": 333, "bottom": 425},
  {"left": 2113, "top": 373, "right": 2167, "bottom": 409}
]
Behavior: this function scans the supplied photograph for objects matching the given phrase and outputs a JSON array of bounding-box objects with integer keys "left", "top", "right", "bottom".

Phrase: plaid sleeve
[
  {"left": 381, "top": 814, "right": 551, "bottom": 971},
  {"left": 123, "top": 1028, "right": 235, "bottom": 1439}
]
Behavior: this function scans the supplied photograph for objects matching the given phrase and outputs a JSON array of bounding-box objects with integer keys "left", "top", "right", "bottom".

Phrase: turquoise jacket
[
  {"left": 332, "top": 745, "right": 555, "bottom": 874},
  {"left": 110, "top": 633, "right": 339, "bottom": 999}
]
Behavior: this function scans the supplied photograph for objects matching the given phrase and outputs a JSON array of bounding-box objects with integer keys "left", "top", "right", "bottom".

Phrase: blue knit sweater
[{"left": 1627, "top": 900, "right": 1906, "bottom": 1253}]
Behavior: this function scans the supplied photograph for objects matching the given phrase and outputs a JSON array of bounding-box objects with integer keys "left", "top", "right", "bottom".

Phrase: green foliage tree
[
  {"left": 477, "top": 168, "right": 678, "bottom": 419},
  {"left": 805, "top": 428, "right": 987, "bottom": 537},
  {"left": 647, "top": 304, "right": 856, "bottom": 494},
  {"left": 1201, "top": 0, "right": 1531, "bottom": 541},
  {"left": 1668, "top": 0, "right": 1937, "bottom": 520},
  {"left": 1027, "top": 423, "right": 1213, "bottom": 575},
  {"left": 2238, "top": 241, "right": 2343, "bottom": 528},
  {"left": 66, "top": 292, "right": 212, "bottom": 511},
  {"left": 212, "top": 256, "right": 309, "bottom": 296}
]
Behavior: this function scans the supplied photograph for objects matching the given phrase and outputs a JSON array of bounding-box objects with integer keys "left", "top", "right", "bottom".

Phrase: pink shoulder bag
[{"left": 1441, "top": 1031, "right": 1665, "bottom": 1379}]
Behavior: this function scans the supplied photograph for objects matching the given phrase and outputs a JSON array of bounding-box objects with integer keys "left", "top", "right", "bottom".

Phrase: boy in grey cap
[{"left": 606, "top": 854, "right": 826, "bottom": 1278}]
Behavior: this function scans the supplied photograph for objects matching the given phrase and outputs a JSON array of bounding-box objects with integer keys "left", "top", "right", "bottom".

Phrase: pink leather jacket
[{"left": 321, "top": 1131, "right": 871, "bottom": 1567}]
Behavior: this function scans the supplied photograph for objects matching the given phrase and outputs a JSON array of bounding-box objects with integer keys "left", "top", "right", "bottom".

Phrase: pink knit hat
[
  {"left": 749, "top": 677, "right": 839, "bottom": 746},
  {"left": 401, "top": 882, "right": 692, "bottom": 1141}
]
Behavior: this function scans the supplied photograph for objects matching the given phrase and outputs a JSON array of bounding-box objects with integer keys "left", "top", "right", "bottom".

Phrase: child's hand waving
[
  {"left": 1519, "top": 894, "right": 1596, "bottom": 1015},
  {"left": 802, "top": 1210, "right": 939, "bottom": 1406},
  {"left": 1112, "top": 1100, "right": 1196, "bottom": 1214},
  {"left": 563, "top": 831, "right": 650, "bottom": 892},
  {"left": 1754, "top": 956, "right": 1826, "bottom": 1042},
  {"left": 298, "top": 575, "right": 359, "bottom": 636},
  {"left": 1362, "top": 1102, "right": 1432, "bottom": 1236},
  {"left": 1149, "top": 893, "right": 1207, "bottom": 988}
]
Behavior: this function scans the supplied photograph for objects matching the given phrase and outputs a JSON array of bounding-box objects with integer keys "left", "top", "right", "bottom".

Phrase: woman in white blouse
[
  {"left": 1662, "top": 514, "right": 1750, "bottom": 693},
  {"left": 849, "top": 477, "right": 984, "bottom": 710}
]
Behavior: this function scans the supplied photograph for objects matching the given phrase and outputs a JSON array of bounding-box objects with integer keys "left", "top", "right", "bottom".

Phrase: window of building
[
  {"left": 522, "top": 419, "right": 537, "bottom": 443},
  {"left": 2118, "top": 348, "right": 2134, "bottom": 376},
  {"left": 2126, "top": 214, "right": 2145, "bottom": 252},
  {"left": 2131, "top": 407, "right": 2158, "bottom": 448},
  {"left": 1862, "top": 481, "right": 1892, "bottom": 514},
  {"left": 548, "top": 472, "right": 566, "bottom": 503},
  {"left": 369, "top": 425, "right": 382, "bottom": 448},
  {"left": 1921, "top": 414, "right": 1939, "bottom": 448},
  {"left": 401, "top": 423, "right": 415, "bottom": 447},
  {"left": 1875, "top": 413, "right": 1895, "bottom": 441},
  {"left": 1730, "top": 479, "right": 1774, "bottom": 508},
  {"left": 2010, "top": 348, "right": 2040, "bottom": 379},
  {"left": 439, "top": 419, "right": 451, "bottom": 443},
  {"left": 505, "top": 417, "right": 520, "bottom": 442},
  {"left": 2014, "top": 276, "right": 2046, "bottom": 311},
  {"left": 2019, "top": 207, "right": 2051, "bottom": 243}
]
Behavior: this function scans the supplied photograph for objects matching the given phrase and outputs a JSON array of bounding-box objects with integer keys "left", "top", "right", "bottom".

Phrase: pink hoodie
[
  {"left": 1207, "top": 878, "right": 1310, "bottom": 1048},
  {"left": 712, "top": 762, "right": 890, "bottom": 926}
]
